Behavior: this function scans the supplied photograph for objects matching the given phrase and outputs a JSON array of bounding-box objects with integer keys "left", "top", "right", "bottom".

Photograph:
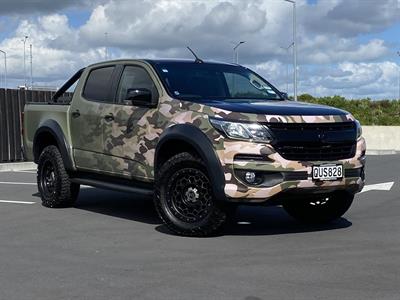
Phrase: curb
[
  {"left": 0, "top": 162, "right": 37, "bottom": 172},
  {"left": 366, "top": 150, "right": 400, "bottom": 155}
]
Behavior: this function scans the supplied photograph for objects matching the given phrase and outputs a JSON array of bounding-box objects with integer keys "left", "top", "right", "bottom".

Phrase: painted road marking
[
  {"left": 0, "top": 200, "right": 35, "bottom": 204},
  {"left": 360, "top": 182, "right": 394, "bottom": 194},
  {"left": 237, "top": 221, "right": 252, "bottom": 225},
  {"left": 0, "top": 181, "right": 36, "bottom": 185},
  {"left": 12, "top": 170, "right": 36, "bottom": 174}
]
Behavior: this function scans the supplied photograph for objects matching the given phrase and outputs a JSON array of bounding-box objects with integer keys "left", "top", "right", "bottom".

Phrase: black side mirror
[
  {"left": 125, "top": 88, "right": 153, "bottom": 107},
  {"left": 280, "top": 92, "right": 289, "bottom": 100}
]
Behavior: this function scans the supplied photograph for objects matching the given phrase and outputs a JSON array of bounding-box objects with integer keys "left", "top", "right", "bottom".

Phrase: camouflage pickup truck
[{"left": 24, "top": 59, "right": 366, "bottom": 236}]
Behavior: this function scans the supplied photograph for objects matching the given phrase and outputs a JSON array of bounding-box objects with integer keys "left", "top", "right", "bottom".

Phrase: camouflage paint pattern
[{"left": 84, "top": 91, "right": 365, "bottom": 201}]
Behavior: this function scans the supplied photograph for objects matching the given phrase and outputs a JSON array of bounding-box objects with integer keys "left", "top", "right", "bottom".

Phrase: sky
[{"left": 0, "top": 0, "right": 399, "bottom": 99}]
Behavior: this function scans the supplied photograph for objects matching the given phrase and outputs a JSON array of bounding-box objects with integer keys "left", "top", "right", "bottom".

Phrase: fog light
[{"left": 245, "top": 172, "right": 256, "bottom": 184}]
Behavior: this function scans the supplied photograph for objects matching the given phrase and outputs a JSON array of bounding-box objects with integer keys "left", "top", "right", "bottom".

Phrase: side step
[{"left": 70, "top": 177, "right": 154, "bottom": 197}]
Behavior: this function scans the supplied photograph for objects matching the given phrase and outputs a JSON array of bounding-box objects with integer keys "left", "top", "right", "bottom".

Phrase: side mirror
[
  {"left": 280, "top": 92, "right": 289, "bottom": 100},
  {"left": 125, "top": 88, "right": 153, "bottom": 107}
]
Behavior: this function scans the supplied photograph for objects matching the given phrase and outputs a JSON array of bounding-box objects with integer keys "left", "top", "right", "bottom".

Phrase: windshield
[{"left": 152, "top": 62, "right": 283, "bottom": 101}]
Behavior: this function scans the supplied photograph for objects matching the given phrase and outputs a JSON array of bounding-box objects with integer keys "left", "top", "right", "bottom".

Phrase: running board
[{"left": 70, "top": 177, "right": 154, "bottom": 196}]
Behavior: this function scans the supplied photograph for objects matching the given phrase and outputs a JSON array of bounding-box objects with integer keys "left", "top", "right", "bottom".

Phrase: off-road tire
[
  {"left": 154, "top": 152, "right": 227, "bottom": 237},
  {"left": 283, "top": 191, "right": 354, "bottom": 224},
  {"left": 37, "top": 145, "right": 80, "bottom": 208}
]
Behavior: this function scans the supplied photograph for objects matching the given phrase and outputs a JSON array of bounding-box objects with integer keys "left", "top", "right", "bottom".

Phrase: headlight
[
  {"left": 355, "top": 120, "right": 362, "bottom": 139},
  {"left": 209, "top": 118, "right": 274, "bottom": 143}
]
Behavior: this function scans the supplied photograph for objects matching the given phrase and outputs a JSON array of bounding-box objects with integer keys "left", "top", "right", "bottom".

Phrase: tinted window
[
  {"left": 116, "top": 66, "right": 158, "bottom": 103},
  {"left": 83, "top": 66, "right": 115, "bottom": 102},
  {"left": 152, "top": 62, "right": 282, "bottom": 101},
  {"left": 224, "top": 72, "right": 279, "bottom": 99}
]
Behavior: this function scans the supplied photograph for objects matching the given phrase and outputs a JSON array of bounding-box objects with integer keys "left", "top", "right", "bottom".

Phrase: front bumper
[{"left": 217, "top": 137, "right": 366, "bottom": 203}]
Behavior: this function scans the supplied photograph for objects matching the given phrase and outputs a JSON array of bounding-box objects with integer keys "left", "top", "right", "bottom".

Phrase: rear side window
[{"left": 82, "top": 66, "right": 115, "bottom": 102}]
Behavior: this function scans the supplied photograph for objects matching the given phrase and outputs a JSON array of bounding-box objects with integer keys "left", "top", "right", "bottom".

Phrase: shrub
[{"left": 299, "top": 95, "right": 400, "bottom": 125}]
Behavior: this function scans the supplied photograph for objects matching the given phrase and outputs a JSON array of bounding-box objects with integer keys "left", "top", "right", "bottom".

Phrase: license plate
[{"left": 312, "top": 165, "right": 343, "bottom": 181}]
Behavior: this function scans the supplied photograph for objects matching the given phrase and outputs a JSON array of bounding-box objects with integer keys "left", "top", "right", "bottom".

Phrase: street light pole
[
  {"left": 104, "top": 32, "right": 108, "bottom": 60},
  {"left": 22, "top": 36, "right": 28, "bottom": 88},
  {"left": 30, "top": 44, "right": 33, "bottom": 89},
  {"left": 232, "top": 41, "right": 246, "bottom": 64},
  {"left": 0, "top": 50, "right": 6, "bottom": 89},
  {"left": 397, "top": 51, "right": 400, "bottom": 101},
  {"left": 284, "top": 0, "right": 297, "bottom": 101},
  {"left": 280, "top": 42, "right": 294, "bottom": 94}
]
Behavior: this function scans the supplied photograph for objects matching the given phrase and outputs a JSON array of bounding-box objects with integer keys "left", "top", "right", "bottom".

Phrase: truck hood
[{"left": 199, "top": 99, "right": 348, "bottom": 116}]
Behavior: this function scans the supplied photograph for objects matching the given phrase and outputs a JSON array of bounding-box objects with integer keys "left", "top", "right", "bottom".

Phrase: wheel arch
[
  {"left": 33, "top": 120, "right": 74, "bottom": 171},
  {"left": 155, "top": 124, "right": 227, "bottom": 202}
]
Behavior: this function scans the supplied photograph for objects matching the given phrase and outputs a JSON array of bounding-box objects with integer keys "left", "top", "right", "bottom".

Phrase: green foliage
[{"left": 299, "top": 94, "right": 400, "bottom": 125}]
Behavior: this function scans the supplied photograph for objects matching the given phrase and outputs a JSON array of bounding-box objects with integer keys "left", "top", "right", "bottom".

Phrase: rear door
[{"left": 70, "top": 65, "right": 117, "bottom": 172}]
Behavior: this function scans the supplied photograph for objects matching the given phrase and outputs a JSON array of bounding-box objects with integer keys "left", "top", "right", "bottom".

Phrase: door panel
[
  {"left": 70, "top": 66, "right": 115, "bottom": 171},
  {"left": 103, "top": 104, "right": 154, "bottom": 179},
  {"left": 102, "top": 65, "right": 159, "bottom": 180},
  {"left": 70, "top": 98, "right": 104, "bottom": 171}
]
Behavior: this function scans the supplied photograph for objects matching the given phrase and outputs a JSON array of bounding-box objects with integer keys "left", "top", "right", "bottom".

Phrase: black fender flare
[
  {"left": 33, "top": 119, "right": 74, "bottom": 171},
  {"left": 155, "top": 124, "right": 227, "bottom": 202}
]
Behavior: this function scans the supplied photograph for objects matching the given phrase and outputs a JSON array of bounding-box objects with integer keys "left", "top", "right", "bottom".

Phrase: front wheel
[
  {"left": 282, "top": 192, "right": 354, "bottom": 224},
  {"left": 154, "top": 152, "right": 227, "bottom": 237}
]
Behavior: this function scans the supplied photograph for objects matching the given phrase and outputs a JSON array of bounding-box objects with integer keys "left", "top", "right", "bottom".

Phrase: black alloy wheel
[{"left": 154, "top": 152, "right": 227, "bottom": 237}]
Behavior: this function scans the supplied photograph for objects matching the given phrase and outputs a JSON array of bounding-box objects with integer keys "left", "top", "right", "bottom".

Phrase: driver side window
[{"left": 116, "top": 66, "right": 158, "bottom": 103}]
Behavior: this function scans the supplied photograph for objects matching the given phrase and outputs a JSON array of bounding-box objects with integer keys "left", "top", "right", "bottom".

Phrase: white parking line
[
  {"left": 0, "top": 181, "right": 36, "bottom": 185},
  {"left": 237, "top": 221, "right": 252, "bottom": 225},
  {"left": 12, "top": 170, "right": 36, "bottom": 174},
  {"left": 360, "top": 182, "right": 394, "bottom": 194},
  {"left": 0, "top": 200, "right": 35, "bottom": 204}
]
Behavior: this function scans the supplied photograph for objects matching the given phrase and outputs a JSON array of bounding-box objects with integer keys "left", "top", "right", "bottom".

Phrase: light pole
[
  {"left": 397, "top": 51, "right": 400, "bottom": 100},
  {"left": 232, "top": 41, "right": 246, "bottom": 64},
  {"left": 0, "top": 50, "right": 6, "bottom": 89},
  {"left": 280, "top": 42, "right": 294, "bottom": 93},
  {"left": 30, "top": 44, "right": 33, "bottom": 89},
  {"left": 104, "top": 32, "right": 108, "bottom": 60},
  {"left": 284, "top": 0, "right": 297, "bottom": 101},
  {"left": 22, "top": 36, "right": 28, "bottom": 88}
]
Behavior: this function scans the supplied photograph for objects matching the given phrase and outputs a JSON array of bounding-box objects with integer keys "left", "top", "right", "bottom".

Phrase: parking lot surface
[{"left": 0, "top": 155, "right": 399, "bottom": 300}]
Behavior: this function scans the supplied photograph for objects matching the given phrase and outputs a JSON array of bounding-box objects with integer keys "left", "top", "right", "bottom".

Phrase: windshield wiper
[{"left": 177, "top": 94, "right": 203, "bottom": 99}]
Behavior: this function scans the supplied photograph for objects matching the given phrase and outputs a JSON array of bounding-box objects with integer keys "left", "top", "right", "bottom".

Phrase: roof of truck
[{"left": 87, "top": 58, "right": 238, "bottom": 68}]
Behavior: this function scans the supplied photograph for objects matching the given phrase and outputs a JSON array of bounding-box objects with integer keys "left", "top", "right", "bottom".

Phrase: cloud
[
  {"left": 300, "top": 61, "right": 399, "bottom": 99},
  {"left": 0, "top": 14, "right": 103, "bottom": 84},
  {"left": 302, "top": 0, "right": 400, "bottom": 37},
  {"left": 0, "top": 0, "right": 103, "bottom": 15},
  {"left": 0, "top": 0, "right": 398, "bottom": 99}
]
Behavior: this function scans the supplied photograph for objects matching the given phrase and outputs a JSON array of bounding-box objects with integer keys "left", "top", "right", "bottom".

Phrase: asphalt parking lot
[{"left": 0, "top": 155, "right": 399, "bottom": 300}]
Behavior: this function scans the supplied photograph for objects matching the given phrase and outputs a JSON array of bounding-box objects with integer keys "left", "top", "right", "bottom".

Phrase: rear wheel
[
  {"left": 37, "top": 145, "right": 80, "bottom": 208},
  {"left": 282, "top": 192, "right": 354, "bottom": 224},
  {"left": 154, "top": 152, "right": 227, "bottom": 237}
]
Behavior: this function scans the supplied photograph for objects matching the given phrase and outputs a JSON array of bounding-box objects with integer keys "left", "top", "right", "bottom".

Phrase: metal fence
[{"left": 0, "top": 88, "right": 60, "bottom": 162}]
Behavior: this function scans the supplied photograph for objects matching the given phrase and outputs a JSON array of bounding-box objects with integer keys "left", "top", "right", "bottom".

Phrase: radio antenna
[{"left": 186, "top": 46, "right": 203, "bottom": 63}]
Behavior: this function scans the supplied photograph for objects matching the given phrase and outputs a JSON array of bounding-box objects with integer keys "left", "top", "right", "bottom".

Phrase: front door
[{"left": 102, "top": 64, "right": 160, "bottom": 181}]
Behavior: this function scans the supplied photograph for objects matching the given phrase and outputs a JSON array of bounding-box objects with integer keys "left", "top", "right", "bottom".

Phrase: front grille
[
  {"left": 267, "top": 122, "right": 356, "bottom": 131},
  {"left": 275, "top": 142, "right": 356, "bottom": 161},
  {"left": 267, "top": 122, "right": 357, "bottom": 161}
]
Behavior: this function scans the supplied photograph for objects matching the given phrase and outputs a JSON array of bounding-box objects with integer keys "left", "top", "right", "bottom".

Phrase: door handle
[
  {"left": 104, "top": 113, "right": 114, "bottom": 122},
  {"left": 72, "top": 110, "right": 80, "bottom": 118}
]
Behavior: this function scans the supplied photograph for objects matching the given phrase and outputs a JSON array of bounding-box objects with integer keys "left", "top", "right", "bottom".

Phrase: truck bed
[{"left": 23, "top": 103, "right": 72, "bottom": 162}]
